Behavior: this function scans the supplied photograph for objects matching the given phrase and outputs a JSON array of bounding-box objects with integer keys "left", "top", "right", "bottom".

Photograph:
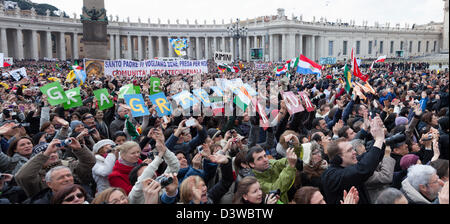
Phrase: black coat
[{"left": 320, "top": 145, "right": 384, "bottom": 204}]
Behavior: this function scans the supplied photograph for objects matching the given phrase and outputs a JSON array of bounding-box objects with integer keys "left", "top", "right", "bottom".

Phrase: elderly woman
[{"left": 302, "top": 142, "right": 328, "bottom": 187}]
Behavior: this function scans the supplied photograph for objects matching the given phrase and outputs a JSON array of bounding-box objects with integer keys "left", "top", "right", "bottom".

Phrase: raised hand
[
  {"left": 286, "top": 147, "right": 298, "bottom": 168},
  {"left": 142, "top": 178, "right": 161, "bottom": 204},
  {"left": 439, "top": 181, "right": 449, "bottom": 204},
  {"left": 340, "top": 186, "right": 359, "bottom": 204}
]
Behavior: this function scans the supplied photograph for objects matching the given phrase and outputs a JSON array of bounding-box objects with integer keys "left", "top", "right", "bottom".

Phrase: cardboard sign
[
  {"left": 282, "top": 91, "right": 304, "bottom": 115},
  {"left": 124, "top": 94, "right": 150, "bottom": 117},
  {"left": 251, "top": 98, "right": 270, "bottom": 129},
  {"left": 193, "top": 88, "right": 211, "bottom": 107},
  {"left": 63, "top": 87, "right": 83, "bottom": 109},
  {"left": 172, "top": 90, "right": 200, "bottom": 109},
  {"left": 210, "top": 86, "right": 224, "bottom": 97},
  {"left": 150, "top": 77, "right": 161, "bottom": 95},
  {"left": 119, "top": 84, "right": 136, "bottom": 99},
  {"left": 299, "top": 92, "right": 315, "bottom": 112},
  {"left": 40, "top": 82, "right": 68, "bottom": 106},
  {"left": 214, "top": 52, "right": 233, "bottom": 64},
  {"left": 148, "top": 92, "right": 171, "bottom": 117},
  {"left": 93, "top": 88, "right": 114, "bottom": 111}
]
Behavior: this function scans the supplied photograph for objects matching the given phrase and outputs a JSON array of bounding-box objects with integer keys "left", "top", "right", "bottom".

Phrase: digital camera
[{"left": 155, "top": 175, "right": 173, "bottom": 188}]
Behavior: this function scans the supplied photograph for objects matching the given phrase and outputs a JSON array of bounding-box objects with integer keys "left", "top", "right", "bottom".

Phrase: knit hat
[
  {"left": 93, "top": 139, "right": 116, "bottom": 154},
  {"left": 395, "top": 116, "right": 409, "bottom": 126},
  {"left": 70, "top": 120, "right": 84, "bottom": 130},
  {"left": 207, "top": 128, "right": 221, "bottom": 139},
  {"left": 32, "top": 132, "right": 47, "bottom": 146},
  {"left": 31, "top": 142, "right": 49, "bottom": 158},
  {"left": 400, "top": 154, "right": 419, "bottom": 171}
]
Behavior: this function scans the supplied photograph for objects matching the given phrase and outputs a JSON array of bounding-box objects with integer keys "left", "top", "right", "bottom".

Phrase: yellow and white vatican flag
[{"left": 169, "top": 38, "right": 188, "bottom": 56}]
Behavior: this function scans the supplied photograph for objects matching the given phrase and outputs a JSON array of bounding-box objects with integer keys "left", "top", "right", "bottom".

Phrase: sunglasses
[{"left": 63, "top": 193, "right": 84, "bottom": 202}]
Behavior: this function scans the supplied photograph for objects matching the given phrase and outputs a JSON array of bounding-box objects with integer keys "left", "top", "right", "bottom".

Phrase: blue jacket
[{"left": 379, "top": 92, "right": 396, "bottom": 106}]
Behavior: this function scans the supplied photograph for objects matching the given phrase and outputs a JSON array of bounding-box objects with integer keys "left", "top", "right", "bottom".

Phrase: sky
[{"left": 31, "top": 0, "right": 445, "bottom": 27}]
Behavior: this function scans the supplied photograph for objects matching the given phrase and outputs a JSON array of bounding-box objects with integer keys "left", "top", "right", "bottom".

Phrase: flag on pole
[
  {"left": 351, "top": 48, "right": 368, "bottom": 82},
  {"left": 370, "top": 55, "right": 387, "bottom": 70},
  {"left": 274, "top": 65, "right": 288, "bottom": 76},
  {"left": 344, "top": 64, "right": 352, "bottom": 93},
  {"left": 66, "top": 70, "right": 76, "bottom": 83},
  {"left": 296, "top": 55, "right": 322, "bottom": 75}
]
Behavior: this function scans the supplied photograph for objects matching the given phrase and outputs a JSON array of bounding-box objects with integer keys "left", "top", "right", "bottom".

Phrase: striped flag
[
  {"left": 274, "top": 65, "right": 288, "bottom": 76},
  {"left": 370, "top": 55, "right": 387, "bottom": 70},
  {"left": 297, "top": 55, "right": 322, "bottom": 75}
]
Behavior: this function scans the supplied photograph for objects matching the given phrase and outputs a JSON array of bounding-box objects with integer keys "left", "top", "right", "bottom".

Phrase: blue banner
[{"left": 124, "top": 94, "right": 150, "bottom": 117}]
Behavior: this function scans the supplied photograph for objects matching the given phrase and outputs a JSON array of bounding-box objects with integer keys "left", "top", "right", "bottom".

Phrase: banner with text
[
  {"left": 214, "top": 52, "right": 233, "bottom": 64},
  {"left": 104, "top": 59, "right": 208, "bottom": 77}
]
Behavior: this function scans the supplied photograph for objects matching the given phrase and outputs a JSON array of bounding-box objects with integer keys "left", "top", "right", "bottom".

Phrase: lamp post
[{"left": 227, "top": 18, "right": 248, "bottom": 61}]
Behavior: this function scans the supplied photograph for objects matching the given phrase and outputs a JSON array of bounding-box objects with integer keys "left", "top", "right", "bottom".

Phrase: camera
[
  {"left": 422, "top": 134, "right": 433, "bottom": 141},
  {"left": 269, "top": 189, "right": 281, "bottom": 196},
  {"left": 288, "top": 139, "right": 295, "bottom": 148},
  {"left": 385, "top": 133, "right": 406, "bottom": 147},
  {"left": 57, "top": 139, "right": 72, "bottom": 148},
  {"left": 19, "top": 123, "right": 30, "bottom": 127},
  {"left": 197, "top": 145, "right": 203, "bottom": 153},
  {"left": 45, "top": 134, "right": 54, "bottom": 143},
  {"left": 88, "top": 128, "right": 96, "bottom": 134},
  {"left": 147, "top": 151, "right": 155, "bottom": 160},
  {"left": 155, "top": 175, "right": 173, "bottom": 188}
]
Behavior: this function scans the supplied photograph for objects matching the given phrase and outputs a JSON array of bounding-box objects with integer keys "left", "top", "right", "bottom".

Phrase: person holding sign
[{"left": 39, "top": 82, "right": 68, "bottom": 106}]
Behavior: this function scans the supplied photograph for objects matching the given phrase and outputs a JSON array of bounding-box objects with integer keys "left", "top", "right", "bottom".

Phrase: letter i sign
[{"left": 299, "top": 92, "right": 315, "bottom": 112}]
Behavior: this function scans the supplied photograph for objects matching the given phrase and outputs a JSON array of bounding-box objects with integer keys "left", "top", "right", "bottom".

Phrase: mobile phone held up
[{"left": 185, "top": 118, "right": 196, "bottom": 127}]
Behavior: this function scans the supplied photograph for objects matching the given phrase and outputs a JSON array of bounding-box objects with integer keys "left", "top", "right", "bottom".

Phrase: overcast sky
[{"left": 32, "top": 0, "right": 445, "bottom": 26}]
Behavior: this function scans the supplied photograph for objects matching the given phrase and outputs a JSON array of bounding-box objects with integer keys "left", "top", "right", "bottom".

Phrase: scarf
[{"left": 119, "top": 158, "right": 138, "bottom": 167}]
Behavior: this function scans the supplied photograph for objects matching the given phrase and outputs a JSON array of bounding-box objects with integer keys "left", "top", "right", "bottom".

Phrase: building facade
[{"left": 0, "top": 2, "right": 447, "bottom": 62}]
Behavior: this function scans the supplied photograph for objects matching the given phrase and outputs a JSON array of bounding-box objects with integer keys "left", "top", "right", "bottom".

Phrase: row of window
[{"left": 328, "top": 40, "right": 437, "bottom": 56}]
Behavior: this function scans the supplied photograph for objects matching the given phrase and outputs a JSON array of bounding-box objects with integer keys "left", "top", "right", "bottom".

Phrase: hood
[{"left": 401, "top": 178, "right": 431, "bottom": 204}]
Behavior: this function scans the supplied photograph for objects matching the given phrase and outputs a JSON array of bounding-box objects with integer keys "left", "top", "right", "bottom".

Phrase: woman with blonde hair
[
  {"left": 91, "top": 187, "right": 129, "bottom": 204},
  {"left": 108, "top": 141, "right": 150, "bottom": 195}
]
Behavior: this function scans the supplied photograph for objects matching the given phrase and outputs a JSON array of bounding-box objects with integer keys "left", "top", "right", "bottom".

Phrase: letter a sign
[
  {"left": 93, "top": 88, "right": 114, "bottom": 111},
  {"left": 40, "top": 82, "right": 68, "bottom": 106}
]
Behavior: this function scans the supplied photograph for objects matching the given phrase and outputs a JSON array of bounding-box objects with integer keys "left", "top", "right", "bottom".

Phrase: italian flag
[
  {"left": 211, "top": 101, "right": 224, "bottom": 116},
  {"left": 286, "top": 57, "right": 300, "bottom": 70},
  {"left": 218, "top": 63, "right": 239, "bottom": 73},
  {"left": 344, "top": 64, "right": 352, "bottom": 93}
]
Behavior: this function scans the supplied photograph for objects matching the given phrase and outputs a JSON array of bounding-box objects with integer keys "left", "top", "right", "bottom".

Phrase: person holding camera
[
  {"left": 14, "top": 137, "right": 96, "bottom": 204},
  {"left": 246, "top": 145, "right": 301, "bottom": 204},
  {"left": 128, "top": 128, "right": 180, "bottom": 204},
  {"left": 165, "top": 118, "right": 207, "bottom": 157},
  {"left": 92, "top": 139, "right": 118, "bottom": 195},
  {"left": 232, "top": 176, "right": 280, "bottom": 204},
  {"left": 320, "top": 116, "right": 386, "bottom": 204}
]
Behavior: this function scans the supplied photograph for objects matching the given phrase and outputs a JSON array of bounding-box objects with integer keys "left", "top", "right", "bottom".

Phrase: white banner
[
  {"left": 104, "top": 59, "right": 208, "bottom": 77},
  {"left": 214, "top": 52, "right": 233, "bottom": 64},
  {"left": 9, "top": 67, "right": 27, "bottom": 81}
]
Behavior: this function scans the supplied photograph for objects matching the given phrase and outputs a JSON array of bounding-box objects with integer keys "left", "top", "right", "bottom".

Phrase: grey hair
[
  {"left": 45, "top": 166, "right": 71, "bottom": 183},
  {"left": 407, "top": 164, "right": 436, "bottom": 191},
  {"left": 310, "top": 141, "right": 321, "bottom": 152},
  {"left": 375, "top": 188, "right": 406, "bottom": 204},
  {"left": 350, "top": 139, "right": 365, "bottom": 151}
]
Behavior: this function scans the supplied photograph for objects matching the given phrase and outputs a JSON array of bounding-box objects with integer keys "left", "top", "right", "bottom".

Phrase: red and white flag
[{"left": 370, "top": 55, "right": 387, "bottom": 70}]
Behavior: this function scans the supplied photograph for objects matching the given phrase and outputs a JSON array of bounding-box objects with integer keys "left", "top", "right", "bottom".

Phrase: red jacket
[{"left": 108, "top": 159, "right": 142, "bottom": 195}]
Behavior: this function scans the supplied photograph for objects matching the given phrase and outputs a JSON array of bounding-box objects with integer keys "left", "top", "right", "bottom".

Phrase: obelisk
[{"left": 81, "top": 0, "right": 108, "bottom": 59}]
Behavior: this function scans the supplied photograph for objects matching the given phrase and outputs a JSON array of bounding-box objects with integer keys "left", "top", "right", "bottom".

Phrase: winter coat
[
  {"left": 364, "top": 156, "right": 396, "bottom": 203},
  {"left": 92, "top": 153, "right": 117, "bottom": 195},
  {"left": 108, "top": 159, "right": 142, "bottom": 195},
  {"left": 252, "top": 158, "right": 296, "bottom": 204},
  {"left": 166, "top": 127, "right": 207, "bottom": 155},
  {"left": 128, "top": 149, "right": 180, "bottom": 204},
  {"left": 401, "top": 178, "right": 435, "bottom": 204},
  {"left": 320, "top": 145, "right": 384, "bottom": 204},
  {"left": 14, "top": 145, "right": 96, "bottom": 198}
]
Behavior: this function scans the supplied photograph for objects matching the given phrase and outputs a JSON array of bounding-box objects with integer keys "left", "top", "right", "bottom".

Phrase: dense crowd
[{"left": 0, "top": 58, "right": 448, "bottom": 204}]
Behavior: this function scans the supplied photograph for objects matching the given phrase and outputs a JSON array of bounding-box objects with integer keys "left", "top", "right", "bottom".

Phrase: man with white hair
[{"left": 401, "top": 164, "right": 445, "bottom": 204}]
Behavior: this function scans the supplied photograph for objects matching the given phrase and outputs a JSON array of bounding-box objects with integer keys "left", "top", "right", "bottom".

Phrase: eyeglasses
[
  {"left": 63, "top": 193, "right": 84, "bottom": 202},
  {"left": 83, "top": 116, "right": 94, "bottom": 120}
]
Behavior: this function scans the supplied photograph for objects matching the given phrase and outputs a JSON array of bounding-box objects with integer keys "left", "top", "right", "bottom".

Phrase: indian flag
[{"left": 344, "top": 64, "right": 352, "bottom": 93}]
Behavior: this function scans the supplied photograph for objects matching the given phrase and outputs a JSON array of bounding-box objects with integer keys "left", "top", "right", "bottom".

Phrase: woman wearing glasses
[{"left": 51, "top": 184, "right": 89, "bottom": 204}]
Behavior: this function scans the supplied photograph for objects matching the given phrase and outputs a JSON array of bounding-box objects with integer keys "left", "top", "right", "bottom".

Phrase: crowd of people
[{"left": 0, "top": 57, "right": 448, "bottom": 205}]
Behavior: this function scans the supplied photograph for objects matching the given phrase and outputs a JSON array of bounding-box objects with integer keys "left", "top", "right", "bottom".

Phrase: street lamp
[{"left": 227, "top": 18, "right": 248, "bottom": 61}]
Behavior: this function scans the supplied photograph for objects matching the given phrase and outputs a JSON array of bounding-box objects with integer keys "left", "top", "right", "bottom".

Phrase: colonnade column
[
  {"left": 137, "top": 35, "right": 143, "bottom": 60},
  {"left": 16, "top": 29, "right": 24, "bottom": 60},
  {"left": 0, "top": 28, "right": 7, "bottom": 57},
  {"left": 115, "top": 35, "right": 120, "bottom": 59},
  {"left": 126, "top": 35, "right": 132, "bottom": 59},
  {"left": 45, "top": 31, "right": 52, "bottom": 59},
  {"left": 31, "top": 30, "right": 38, "bottom": 60},
  {"left": 73, "top": 33, "right": 79, "bottom": 60},
  {"left": 148, "top": 36, "right": 153, "bottom": 59},
  {"left": 312, "top": 35, "right": 316, "bottom": 61},
  {"left": 281, "top": 34, "right": 286, "bottom": 61},
  {"left": 246, "top": 36, "right": 250, "bottom": 61},
  {"left": 269, "top": 34, "right": 273, "bottom": 61},
  {"left": 109, "top": 34, "right": 115, "bottom": 59},
  {"left": 205, "top": 37, "right": 209, "bottom": 59}
]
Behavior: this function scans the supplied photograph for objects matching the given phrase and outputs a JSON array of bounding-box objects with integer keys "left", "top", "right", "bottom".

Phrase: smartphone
[
  {"left": 163, "top": 116, "right": 169, "bottom": 123},
  {"left": 185, "top": 118, "right": 196, "bottom": 127}
]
